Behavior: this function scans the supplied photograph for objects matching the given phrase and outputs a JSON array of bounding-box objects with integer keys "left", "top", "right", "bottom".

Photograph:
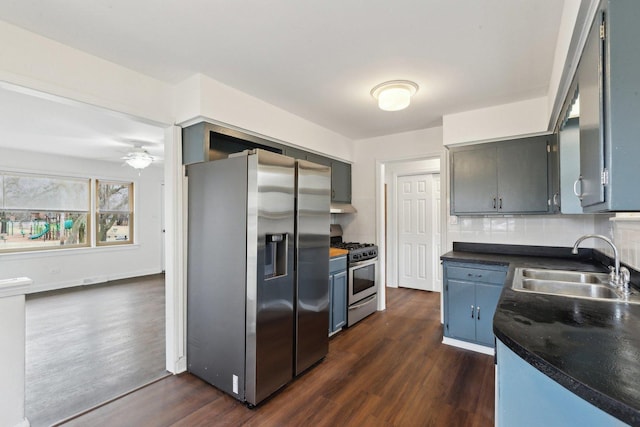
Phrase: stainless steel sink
[
  {"left": 520, "top": 268, "right": 610, "bottom": 284},
  {"left": 519, "top": 278, "right": 619, "bottom": 299},
  {"left": 512, "top": 268, "right": 639, "bottom": 304}
]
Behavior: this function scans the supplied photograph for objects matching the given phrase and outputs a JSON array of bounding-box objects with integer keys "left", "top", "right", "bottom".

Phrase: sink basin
[
  {"left": 512, "top": 268, "right": 639, "bottom": 304},
  {"left": 521, "top": 268, "right": 610, "bottom": 284},
  {"left": 520, "top": 278, "right": 619, "bottom": 299}
]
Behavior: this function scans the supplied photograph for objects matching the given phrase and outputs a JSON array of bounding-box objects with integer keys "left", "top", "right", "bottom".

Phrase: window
[
  {"left": 0, "top": 173, "right": 90, "bottom": 252},
  {"left": 96, "top": 180, "right": 133, "bottom": 245}
]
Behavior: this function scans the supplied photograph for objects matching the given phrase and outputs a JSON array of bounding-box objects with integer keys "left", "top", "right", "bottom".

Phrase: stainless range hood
[{"left": 330, "top": 203, "right": 357, "bottom": 214}]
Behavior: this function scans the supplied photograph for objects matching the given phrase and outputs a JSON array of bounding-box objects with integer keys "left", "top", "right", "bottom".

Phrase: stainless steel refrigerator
[{"left": 186, "top": 149, "right": 330, "bottom": 406}]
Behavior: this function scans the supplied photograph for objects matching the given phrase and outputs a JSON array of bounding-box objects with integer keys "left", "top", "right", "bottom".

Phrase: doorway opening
[
  {"left": 0, "top": 83, "right": 172, "bottom": 426},
  {"left": 380, "top": 157, "right": 444, "bottom": 294}
]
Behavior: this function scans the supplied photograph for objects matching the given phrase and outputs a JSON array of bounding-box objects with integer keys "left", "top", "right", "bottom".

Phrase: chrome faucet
[{"left": 572, "top": 234, "right": 630, "bottom": 294}]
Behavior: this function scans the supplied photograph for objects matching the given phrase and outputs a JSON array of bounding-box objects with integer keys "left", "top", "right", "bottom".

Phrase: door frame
[
  {"left": 390, "top": 170, "right": 440, "bottom": 290},
  {"left": 375, "top": 152, "right": 447, "bottom": 312}
]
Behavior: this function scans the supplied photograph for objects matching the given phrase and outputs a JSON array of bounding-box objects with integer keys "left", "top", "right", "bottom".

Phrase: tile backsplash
[
  {"left": 447, "top": 213, "right": 640, "bottom": 270},
  {"left": 447, "top": 214, "right": 598, "bottom": 249},
  {"left": 594, "top": 214, "right": 640, "bottom": 270}
]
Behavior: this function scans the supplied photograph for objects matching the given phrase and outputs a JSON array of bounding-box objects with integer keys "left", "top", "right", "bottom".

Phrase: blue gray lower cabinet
[
  {"left": 443, "top": 261, "right": 507, "bottom": 348},
  {"left": 496, "top": 340, "right": 626, "bottom": 426},
  {"left": 329, "top": 256, "right": 347, "bottom": 335}
]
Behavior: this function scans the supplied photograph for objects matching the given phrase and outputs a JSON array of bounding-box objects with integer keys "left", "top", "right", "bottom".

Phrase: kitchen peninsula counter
[{"left": 441, "top": 242, "right": 640, "bottom": 426}]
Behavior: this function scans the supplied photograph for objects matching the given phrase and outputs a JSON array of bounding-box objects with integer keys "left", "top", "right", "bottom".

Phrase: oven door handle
[
  {"left": 349, "top": 258, "right": 378, "bottom": 269},
  {"left": 348, "top": 294, "right": 377, "bottom": 310}
]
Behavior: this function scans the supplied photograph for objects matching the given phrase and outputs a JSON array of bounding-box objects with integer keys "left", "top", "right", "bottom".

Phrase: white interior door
[{"left": 397, "top": 174, "right": 436, "bottom": 291}]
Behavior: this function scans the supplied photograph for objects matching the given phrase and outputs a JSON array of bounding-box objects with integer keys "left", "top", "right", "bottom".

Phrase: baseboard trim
[
  {"left": 14, "top": 418, "right": 30, "bottom": 427},
  {"left": 25, "top": 268, "right": 163, "bottom": 294},
  {"left": 442, "top": 337, "right": 495, "bottom": 356}
]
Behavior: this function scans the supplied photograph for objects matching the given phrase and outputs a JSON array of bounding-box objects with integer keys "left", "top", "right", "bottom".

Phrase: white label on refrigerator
[{"left": 233, "top": 374, "right": 238, "bottom": 394}]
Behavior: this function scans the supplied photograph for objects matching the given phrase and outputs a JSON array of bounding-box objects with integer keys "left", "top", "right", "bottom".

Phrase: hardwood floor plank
[
  {"left": 61, "top": 287, "right": 495, "bottom": 427},
  {"left": 26, "top": 275, "right": 167, "bottom": 427}
]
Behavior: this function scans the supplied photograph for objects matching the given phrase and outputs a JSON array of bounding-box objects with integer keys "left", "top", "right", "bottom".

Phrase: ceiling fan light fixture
[
  {"left": 124, "top": 150, "right": 153, "bottom": 170},
  {"left": 371, "top": 80, "right": 419, "bottom": 111}
]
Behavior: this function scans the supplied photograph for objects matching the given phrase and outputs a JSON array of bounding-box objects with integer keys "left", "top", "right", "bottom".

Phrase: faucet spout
[{"left": 572, "top": 234, "right": 622, "bottom": 286}]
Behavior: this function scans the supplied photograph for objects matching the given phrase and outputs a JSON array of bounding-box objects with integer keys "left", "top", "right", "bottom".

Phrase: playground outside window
[
  {"left": 0, "top": 173, "right": 90, "bottom": 252},
  {"left": 96, "top": 180, "right": 133, "bottom": 246}
]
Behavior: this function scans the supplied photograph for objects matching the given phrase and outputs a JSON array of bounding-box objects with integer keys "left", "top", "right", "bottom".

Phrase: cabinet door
[
  {"left": 559, "top": 117, "right": 583, "bottom": 214},
  {"left": 304, "top": 153, "right": 331, "bottom": 167},
  {"left": 451, "top": 146, "right": 497, "bottom": 214},
  {"left": 331, "top": 161, "right": 351, "bottom": 203},
  {"left": 474, "top": 283, "right": 502, "bottom": 346},
  {"left": 282, "top": 146, "right": 307, "bottom": 160},
  {"left": 497, "top": 136, "right": 549, "bottom": 213},
  {"left": 446, "top": 280, "right": 477, "bottom": 342},
  {"left": 547, "top": 134, "right": 560, "bottom": 213},
  {"left": 578, "top": 8, "right": 606, "bottom": 208},
  {"left": 331, "top": 270, "right": 347, "bottom": 331}
]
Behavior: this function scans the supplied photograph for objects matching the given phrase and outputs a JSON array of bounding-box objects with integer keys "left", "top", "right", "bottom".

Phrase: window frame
[{"left": 95, "top": 179, "right": 134, "bottom": 247}]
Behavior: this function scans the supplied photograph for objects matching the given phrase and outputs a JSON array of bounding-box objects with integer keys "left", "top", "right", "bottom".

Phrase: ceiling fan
[{"left": 121, "top": 143, "right": 155, "bottom": 171}]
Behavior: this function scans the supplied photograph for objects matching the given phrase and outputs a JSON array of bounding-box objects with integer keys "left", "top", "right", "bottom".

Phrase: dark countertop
[{"left": 441, "top": 242, "right": 640, "bottom": 426}]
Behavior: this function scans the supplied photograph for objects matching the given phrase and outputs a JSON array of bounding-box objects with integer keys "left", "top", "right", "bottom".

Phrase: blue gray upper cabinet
[
  {"left": 305, "top": 153, "right": 352, "bottom": 204},
  {"left": 330, "top": 161, "right": 351, "bottom": 204},
  {"left": 577, "top": 0, "right": 640, "bottom": 212},
  {"left": 182, "top": 122, "right": 352, "bottom": 205},
  {"left": 450, "top": 135, "right": 551, "bottom": 215}
]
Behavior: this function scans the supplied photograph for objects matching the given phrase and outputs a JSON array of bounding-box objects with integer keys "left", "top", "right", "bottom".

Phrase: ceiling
[
  {"left": 0, "top": 86, "right": 165, "bottom": 163},
  {"left": 0, "top": 0, "right": 565, "bottom": 161}
]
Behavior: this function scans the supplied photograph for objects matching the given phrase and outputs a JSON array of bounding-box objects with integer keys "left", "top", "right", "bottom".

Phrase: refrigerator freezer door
[
  {"left": 186, "top": 150, "right": 296, "bottom": 407},
  {"left": 294, "top": 159, "right": 331, "bottom": 375}
]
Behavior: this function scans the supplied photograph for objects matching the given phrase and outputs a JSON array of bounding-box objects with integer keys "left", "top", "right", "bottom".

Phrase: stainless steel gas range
[{"left": 330, "top": 225, "right": 379, "bottom": 326}]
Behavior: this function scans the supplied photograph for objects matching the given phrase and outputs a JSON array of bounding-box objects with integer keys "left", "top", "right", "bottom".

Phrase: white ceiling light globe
[{"left": 371, "top": 80, "right": 419, "bottom": 112}]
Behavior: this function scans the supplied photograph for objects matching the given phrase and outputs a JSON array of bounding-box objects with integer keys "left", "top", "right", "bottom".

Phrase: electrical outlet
[{"left": 449, "top": 216, "right": 458, "bottom": 225}]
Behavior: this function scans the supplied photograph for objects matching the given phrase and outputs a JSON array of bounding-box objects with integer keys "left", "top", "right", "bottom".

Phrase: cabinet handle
[
  {"left": 492, "top": 197, "right": 496, "bottom": 209},
  {"left": 477, "top": 306, "right": 481, "bottom": 320},
  {"left": 573, "top": 177, "right": 583, "bottom": 200},
  {"left": 470, "top": 305, "right": 475, "bottom": 319},
  {"left": 553, "top": 192, "right": 559, "bottom": 207},
  {"left": 332, "top": 189, "right": 335, "bottom": 199},
  {"left": 499, "top": 198, "right": 503, "bottom": 210}
]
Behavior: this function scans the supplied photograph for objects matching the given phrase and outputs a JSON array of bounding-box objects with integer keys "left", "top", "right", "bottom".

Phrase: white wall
[
  {"left": 442, "top": 97, "right": 549, "bottom": 146},
  {"left": 174, "top": 74, "right": 354, "bottom": 162},
  {"left": 0, "top": 148, "right": 164, "bottom": 293},
  {"left": 341, "top": 127, "right": 444, "bottom": 244},
  {"left": 0, "top": 21, "right": 173, "bottom": 126},
  {"left": 0, "top": 292, "right": 27, "bottom": 427}
]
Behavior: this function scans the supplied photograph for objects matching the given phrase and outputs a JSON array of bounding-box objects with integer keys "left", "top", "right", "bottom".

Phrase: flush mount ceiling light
[
  {"left": 370, "top": 80, "right": 419, "bottom": 111},
  {"left": 122, "top": 146, "right": 153, "bottom": 171}
]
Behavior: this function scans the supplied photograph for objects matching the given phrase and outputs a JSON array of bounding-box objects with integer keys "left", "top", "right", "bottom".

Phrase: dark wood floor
[
  {"left": 26, "top": 274, "right": 167, "bottom": 427},
  {"left": 61, "top": 287, "right": 495, "bottom": 427}
]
